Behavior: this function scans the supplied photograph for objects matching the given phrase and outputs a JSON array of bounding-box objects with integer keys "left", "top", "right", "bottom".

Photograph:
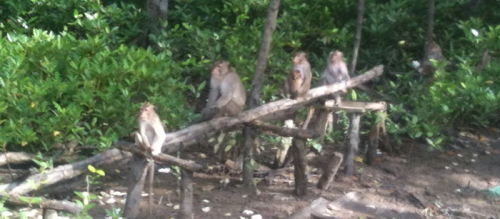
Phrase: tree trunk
[
  {"left": 317, "top": 152, "right": 344, "bottom": 190},
  {"left": 242, "top": 0, "right": 281, "bottom": 185},
  {"left": 291, "top": 138, "right": 308, "bottom": 196},
  {"left": 344, "top": 113, "right": 361, "bottom": 176},
  {"left": 178, "top": 169, "right": 194, "bottom": 219},
  {"left": 426, "top": 0, "right": 435, "bottom": 42},
  {"left": 123, "top": 156, "right": 151, "bottom": 219},
  {"left": 349, "top": 0, "right": 366, "bottom": 75}
]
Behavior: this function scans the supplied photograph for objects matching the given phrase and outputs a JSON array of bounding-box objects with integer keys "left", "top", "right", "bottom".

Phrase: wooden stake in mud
[{"left": 123, "top": 155, "right": 151, "bottom": 218}]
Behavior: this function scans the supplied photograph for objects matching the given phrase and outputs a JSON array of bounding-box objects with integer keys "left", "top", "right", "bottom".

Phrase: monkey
[
  {"left": 421, "top": 40, "right": 444, "bottom": 78},
  {"left": 319, "top": 50, "right": 350, "bottom": 105},
  {"left": 284, "top": 52, "right": 312, "bottom": 99},
  {"left": 134, "top": 102, "right": 167, "bottom": 215},
  {"left": 200, "top": 60, "right": 246, "bottom": 121},
  {"left": 136, "top": 102, "right": 167, "bottom": 155}
]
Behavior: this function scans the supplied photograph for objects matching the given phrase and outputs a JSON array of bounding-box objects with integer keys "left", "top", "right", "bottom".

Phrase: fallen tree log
[
  {"left": 164, "top": 65, "right": 384, "bottom": 154},
  {"left": 289, "top": 197, "right": 331, "bottom": 219},
  {"left": 1, "top": 194, "right": 82, "bottom": 214},
  {"left": 2, "top": 149, "right": 131, "bottom": 195},
  {"left": 248, "top": 120, "right": 319, "bottom": 139},
  {"left": 115, "top": 141, "right": 204, "bottom": 172},
  {"left": 0, "top": 152, "right": 36, "bottom": 166}
]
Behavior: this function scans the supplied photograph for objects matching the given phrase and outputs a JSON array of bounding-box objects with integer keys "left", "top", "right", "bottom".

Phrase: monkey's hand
[
  {"left": 151, "top": 148, "right": 161, "bottom": 155},
  {"left": 201, "top": 107, "right": 220, "bottom": 120}
]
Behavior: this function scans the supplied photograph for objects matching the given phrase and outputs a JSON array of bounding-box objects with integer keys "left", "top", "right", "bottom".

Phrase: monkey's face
[
  {"left": 293, "top": 70, "right": 302, "bottom": 80},
  {"left": 139, "top": 104, "right": 155, "bottom": 120},
  {"left": 330, "top": 51, "right": 344, "bottom": 63},
  {"left": 211, "top": 61, "right": 229, "bottom": 78},
  {"left": 293, "top": 52, "right": 305, "bottom": 64}
]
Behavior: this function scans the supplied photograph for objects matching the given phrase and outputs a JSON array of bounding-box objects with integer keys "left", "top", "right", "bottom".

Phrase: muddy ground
[
  {"left": 2, "top": 129, "right": 500, "bottom": 219},
  {"left": 85, "top": 129, "right": 500, "bottom": 219}
]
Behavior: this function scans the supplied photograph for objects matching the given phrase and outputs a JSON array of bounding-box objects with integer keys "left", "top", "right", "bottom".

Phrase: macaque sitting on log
[
  {"left": 135, "top": 102, "right": 167, "bottom": 155},
  {"left": 319, "top": 50, "right": 350, "bottom": 105},
  {"left": 421, "top": 40, "right": 444, "bottom": 78},
  {"left": 134, "top": 102, "right": 167, "bottom": 215},
  {"left": 200, "top": 60, "right": 247, "bottom": 121},
  {"left": 285, "top": 52, "right": 312, "bottom": 99}
]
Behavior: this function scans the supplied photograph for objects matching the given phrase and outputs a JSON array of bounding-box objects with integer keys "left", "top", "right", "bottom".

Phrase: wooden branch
[
  {"left": 0, "top": 152, "right": 36, "bottom": 166},
  {"left": 115, "top": 141, "right": 204, "bottom": 172},
  {"left": 164, "top": 65, "right": 384, "bottom": 154},
  {"left": 123, "top": 156, "right": 150, "bottom": 219},
  {"left": 317, "top": 152, "right": 344, "bottom": 190},
  {"left": 289, "top": 197, "right": 330, "bottom": 219},
  {"left": 2, "top": 149, "right": 131, "bottom": 195},
  {"left": 0, "top": 168, "right": 30, "bottom": 175},
  {"left": 248, "top": 120, "right": 319, "bottom": 139},
  {"left": 349, "top": 0, "right": 365, "bottom": 75},
  {"left": 317, "top": 100, "right": 387, "bottom": 113},
  {"left": 1, "top": 194, "right": 82, "bottom": 214}
]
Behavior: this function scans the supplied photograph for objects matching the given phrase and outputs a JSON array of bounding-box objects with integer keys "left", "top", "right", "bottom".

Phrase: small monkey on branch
[
  {"left": 319, "top": 50, "right": 351, "bottom": 105},
  {"left": 284, "top": 52, "right": 312, "bottom": 99},
  {"left": 134, "top": 102, "right": 167, "bottom": 215},
  {"left": 135, "top": 102, "right": 167, "bottom": 155},
  {"left": 200, "top": 60, "right": 247, "bottom": 121},
  {"left": 421, "top": 40, "right": 444, "bottom": 78}
]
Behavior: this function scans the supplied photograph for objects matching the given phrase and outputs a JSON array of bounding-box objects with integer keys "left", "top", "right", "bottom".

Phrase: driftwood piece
[
  {"left": 310, "top": 108, "right": 333, "bottom": 145},
  {"left": 291, "top": 138, "right": 308, "bottom": 196},
  {"left": 344, "top": 113, "right": 361, "bottom": 176},
  {"left": 274, "top": 120, "right": 295, "bottom": 168},
  {"left": 323, "top": 100, "right": 387, "bottom": 112},
  {"left": 115, "top": 141, "right": 203, "bottom": 172},
  {"left": 43, "top": 209, "right": 58, "bottom": 219},
  {"left": 365, "top": 110, "right": 389, "bottom": 165},
  {"left": 317, "top": 152, "right": 344, "bottom": 190},
  {"left": 123, "top": 156, "right": 150, "bottom": 219},
  {"left": 249, "top": 120, "right": 319, "bottom": 139},
  {"left": 289, "top": 197, "right": 331, "bottom": 219},
  {"left": 178, "top": 169, "right": 194, "bottom": 219},
  {"left": 0, "top": 168, "right": 30, "bottom": 175},
  {"left": 313, "top": 192, "right": 420, "bottom": 219},
  {"left": 164, "top": 65, "right": 384, "bottom": 154},
  {"left": 2, "top": 149, "right": 131, "bottom": 195},
  {"left": 0, "top": 152, "right": 36, "bottom": 166},
  {"left": 1, "top": 194, "right": 82, "bottom": 214}
]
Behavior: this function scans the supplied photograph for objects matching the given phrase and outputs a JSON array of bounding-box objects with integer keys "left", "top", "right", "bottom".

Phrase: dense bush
[
  {"left": 0, "top": 30, "right": 193, "bottom": 152},
  {"left": 1, "top": 0, "right": 500, "bottom": 151}
]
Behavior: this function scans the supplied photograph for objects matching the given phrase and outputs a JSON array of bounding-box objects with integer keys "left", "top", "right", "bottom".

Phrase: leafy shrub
[{"left": 0, "top": 30, "right": 193, "bottom": 152}]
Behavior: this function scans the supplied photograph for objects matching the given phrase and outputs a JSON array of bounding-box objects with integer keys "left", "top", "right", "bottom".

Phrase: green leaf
[
  {"left": 95, "top": 169, "right": 105, "bottom": 176},
  {"left": 88, "top": 165, "right": 96, "bottom": 173}
]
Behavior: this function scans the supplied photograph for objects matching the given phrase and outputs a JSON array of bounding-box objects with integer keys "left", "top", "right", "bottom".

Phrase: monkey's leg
[{"left": 334, "top": 93, "right": 342, "bottom": 106}]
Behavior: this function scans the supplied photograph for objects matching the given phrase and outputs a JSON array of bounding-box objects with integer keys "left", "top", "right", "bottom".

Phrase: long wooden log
[
  {"left": 1, "top": 194, "right": 83, "bottom": 214},
  {"left": 164, "top": 65, "right": 384, "bottom": 154},
  {"left": 0, "top": 152, "right": 36, "bottom": 166},
  {"left": 2, "top": 149, "right": 131, "bottom": 195},
  {"left": 115, "top": 141, "right": 204, "bottom": 172},
  {"left": 248, "top": 120, "right": 319, "bottom": 139}
]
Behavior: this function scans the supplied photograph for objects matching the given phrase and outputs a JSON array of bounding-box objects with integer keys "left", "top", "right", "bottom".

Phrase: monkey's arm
[
  {"left": 214, "top": 73, "right": 238, "bottom": 108},
  {"left": 319, "top": 69, "right": 334, "bottom": 86},
  {"left": 151, "top": 124, "right": 166, "bottom": 155},
  {"left": 138, "top": 125, "right": 152, "bottom": 148},
  {"left": 206, "top": 82, "right": 219, "bottom": 108}
]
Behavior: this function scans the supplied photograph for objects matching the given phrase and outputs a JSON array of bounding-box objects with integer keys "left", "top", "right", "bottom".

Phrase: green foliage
[
  {"left": 0, "top": 29, "right": 192, "bottom": 152},
  {"left": 74, "top": 190, "right": 97, "bottom": 218},
  {"left": 1, "top": 0, "right": 500, "bottom": 152},
  {"left": 32, "top": 152, "right": 54, "bottom": 173}
]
